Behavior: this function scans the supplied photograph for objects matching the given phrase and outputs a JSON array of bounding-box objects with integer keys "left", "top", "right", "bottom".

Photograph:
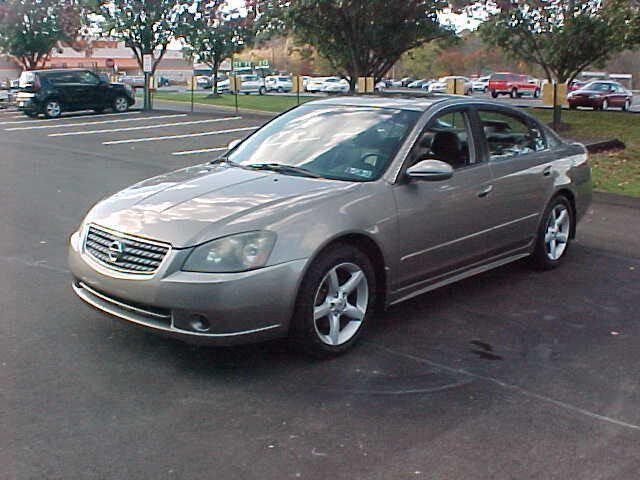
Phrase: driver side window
[{"left": 412, "top": 110, "right": 474, "bottom": 170}]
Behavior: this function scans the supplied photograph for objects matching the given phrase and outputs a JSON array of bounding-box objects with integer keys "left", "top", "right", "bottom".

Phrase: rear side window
[
  {"left": 478, "top": 110, "right": 546, "bottom": 160},
  {"left": 46, "top": 72, "right": 79, "bottom": 84}
]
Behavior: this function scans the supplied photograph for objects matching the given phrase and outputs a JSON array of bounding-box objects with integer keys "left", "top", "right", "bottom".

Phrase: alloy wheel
[
  {"left": 114, "top": 97, "right": 128, "bottom": 112},
  {"left": 313, "top": 262, "right": 368, "bottom": 346},
  {"left": 45, "top": 101, "right": 61, "bottom": 118},
  {"left": 602, "top": 99, "right": 608, "bottom": 110},
  {"left": 544, "top": 205, "right": 570, "bottom": 261}
]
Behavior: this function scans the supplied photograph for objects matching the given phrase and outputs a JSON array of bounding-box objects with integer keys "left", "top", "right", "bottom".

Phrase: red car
[
  {"left": 488, "top": 72, "right": 541, "bottom": 99},
  {"left": 567, "top": 81, "right": 633, "bottom": 111}
]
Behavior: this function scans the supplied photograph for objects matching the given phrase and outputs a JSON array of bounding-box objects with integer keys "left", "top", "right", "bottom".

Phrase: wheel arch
[
  {"left": 553, "top": 188, "right": 577, "bottom": 239},
  {"left": 297, "top": 232, "right": 388, "bottom": 311}
]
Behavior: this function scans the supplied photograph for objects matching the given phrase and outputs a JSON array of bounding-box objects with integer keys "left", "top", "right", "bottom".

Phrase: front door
[{"left": 392, "top": 108, "right": 494, "bottom": 292}]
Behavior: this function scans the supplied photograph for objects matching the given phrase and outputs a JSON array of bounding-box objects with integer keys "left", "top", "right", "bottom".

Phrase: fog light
[{"left": 189, "top": 314, "right": 210, "bottom": 333}]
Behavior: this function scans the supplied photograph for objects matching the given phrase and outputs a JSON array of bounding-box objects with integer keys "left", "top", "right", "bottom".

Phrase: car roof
[
  {"left": 305, "top": 94, "right": 542, "bottom": 114},
  {"left": 28, "top": 68, "right": 90, "bottom": 75}
]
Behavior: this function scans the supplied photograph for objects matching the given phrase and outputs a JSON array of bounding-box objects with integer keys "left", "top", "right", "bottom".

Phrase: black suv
[{"left": 16, "top": 69, "right": 135, "bottom": 118}]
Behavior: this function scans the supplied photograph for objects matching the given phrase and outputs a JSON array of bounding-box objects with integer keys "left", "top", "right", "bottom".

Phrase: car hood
[{"left": 85, "top": 163, "right": 352, "bottom": 248}]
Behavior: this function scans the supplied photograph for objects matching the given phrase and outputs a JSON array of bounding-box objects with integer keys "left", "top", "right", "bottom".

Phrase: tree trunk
[
  {"left": 552, "top": 81, "right": 562, "bottom": 130},
  {"left": 212, "top": 60, "right": 220, "bottom": 95}
]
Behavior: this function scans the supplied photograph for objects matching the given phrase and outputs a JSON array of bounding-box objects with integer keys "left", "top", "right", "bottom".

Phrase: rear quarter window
[{"left": 478, "top": 110, "right": 547, "bottom": 160}]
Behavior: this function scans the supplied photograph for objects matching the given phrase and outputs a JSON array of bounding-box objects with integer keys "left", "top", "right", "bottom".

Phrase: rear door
[
  {"left": 474, "top": 108, "right": 554, "bottom": 255},
  {"left": 72, "top": 71, "right": 104, "bottom": 109}
]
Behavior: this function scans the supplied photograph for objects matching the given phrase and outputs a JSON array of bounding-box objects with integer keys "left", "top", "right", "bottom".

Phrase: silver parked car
[{"left": 69, "top": 96, "right": 592, "bottom": 356}]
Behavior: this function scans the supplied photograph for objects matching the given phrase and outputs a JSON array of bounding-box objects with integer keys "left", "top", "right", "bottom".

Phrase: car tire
[
  {"left": 491, "top": 90, "right": 498, "bottom": 98},
  {"left": 290, "top": 243, "right": 376, "bottom": 358},
  {"left": 601, "top": 99, "right": 609, "bottom": 111},
  {"left": 510, "top": 88, "right": 518, "bottom": 99},
  {"left": 112, "top": 95, "right": 129, "bottom": 113},
  {"left": 277, "top": 86, "right": 283, "bottom": 93},
  {"left": 259, "top": 86, "right": 266, "bottom": 95},
  {"left": 569, "top": 104, "right": 577, "bottom": 110},
  {"left": 483, "top": 87, "right": 488, "bottom": 94},
  {"left": 529, "top": 195, "right": 574, "bottom": 270},
  {"left": 534, "top": 88, "right": 540, "bottom": 99},
  {"left": 623, "top": 99, "right": 631, "bottom": 111}
]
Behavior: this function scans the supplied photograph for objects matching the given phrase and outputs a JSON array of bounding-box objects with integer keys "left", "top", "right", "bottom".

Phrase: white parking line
[
  {"left": 103, "top": 126, "right": 259, "bottom": 145},
  {"left": 0, "top": 110, "right": 138, "bottom": 125},
  {"left": 47, "top": 116, "right": 242, "bottom": 137},
  {"left": 172, "top": 146, "right": 230, "bottom": 156},
  {"left": 6, "top": 113, "right": 187, "bottom": 131}
]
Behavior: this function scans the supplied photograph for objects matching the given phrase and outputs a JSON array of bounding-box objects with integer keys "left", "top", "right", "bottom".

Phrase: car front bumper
[{"left": 68, "top": 232, "right": 307, "bottom": 345}]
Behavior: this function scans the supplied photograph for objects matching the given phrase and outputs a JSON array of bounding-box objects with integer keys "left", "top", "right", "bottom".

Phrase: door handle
[
  {"left": 543, "top": 166, "right": 552, "bottom": 176},
  {"left": 478, "top": 185, "right": 493, "bottom": 198}
]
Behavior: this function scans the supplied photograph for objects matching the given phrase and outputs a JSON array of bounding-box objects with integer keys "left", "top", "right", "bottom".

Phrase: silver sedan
[{"left": 69, "top": 96, "right": 592, "bottom": 356}]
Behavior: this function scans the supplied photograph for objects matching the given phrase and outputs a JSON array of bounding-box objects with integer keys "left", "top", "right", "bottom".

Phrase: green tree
[
  {"left": 97, "top": 0, "right": 191, "bottom": 108},
  {"left": 0, "top": 0, "right": 83, "bottom": 70},
  {"left": 181, "top": 1, "right": 254, "bottom": 95},
  {"left": 481, "top": 0, "right": 640, "bottom": 128},
  {"left": 252, "top": 0, "right": 457, "bottom": 90}
]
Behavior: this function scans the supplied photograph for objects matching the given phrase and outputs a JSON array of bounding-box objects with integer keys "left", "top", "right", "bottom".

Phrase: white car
[
  {"left": 305, "top": 77, "right": 330, "bottom": 92},
  {"left": 428, "top": 76, "right": 473, "bottom": 95},
  {"left": 217, "top": 77, "right": 230, "bottom": 93},
  {"left": 265, "top": 75, "right": 293, "bottom": 93},
  {"left": 320, "top": 77, "right": 350, "bottom": 93},
  {"left": 233, "top": 74, "right": 267, "bottom": 95},
  {"left": 472, "top": 75, "right": 490, "bottom": 93},
  {"left": 195, "top": 75, "right": 213, "bottom": 89}
]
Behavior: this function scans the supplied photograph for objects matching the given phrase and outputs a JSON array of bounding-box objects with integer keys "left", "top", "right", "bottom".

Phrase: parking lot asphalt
[{"left": 2, "top": 107, "right": 639, "bottom": 480}]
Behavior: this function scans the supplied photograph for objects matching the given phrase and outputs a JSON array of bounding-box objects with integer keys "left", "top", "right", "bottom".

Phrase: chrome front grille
[{"left": 84, "top": 225, "right": 170, "bottom": 274}]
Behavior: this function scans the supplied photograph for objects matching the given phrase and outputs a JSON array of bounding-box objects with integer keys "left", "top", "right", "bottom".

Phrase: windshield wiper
[{"left": 245, "top": 163, "right": 323, "bottom": 179}]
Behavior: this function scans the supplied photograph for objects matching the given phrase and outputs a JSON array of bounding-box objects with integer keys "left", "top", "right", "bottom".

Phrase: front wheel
[
  {"left": 510, "top": 88, "right": 518, "bottom": 98},
  {"left": 601, "top": 99, "right": 609, "bottom": 111},
  {"left": 43, "top": 100, "right": 62, "bottom": 119},
  {"left": 534, "top": 88, "right": 540, "bottom": 98},
  {"left": 529, "top": 196, "right": 573, "bottom": 270},
  {"left": 112, "top": 96, "right": 129, "bottom": 113},
  {"left": 259, "top": 86, "right": 266, "bottom": 95},
  {"left": 291, "top": 244, "right": 376, "bottom": 357},
  {"left": 491, "top": 90, "right": 498, "bottom": 98},
  {"left": 623, "top": 99, "right": 631, "bottom": 111}
]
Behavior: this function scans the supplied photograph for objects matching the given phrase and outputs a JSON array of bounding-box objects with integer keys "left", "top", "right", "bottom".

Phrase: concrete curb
[
  {"left": 586, "top": 139, "right": 626, "bottom": 153},
  {"left": 593, "top": 191, "right": 640, "bottom": 209}
]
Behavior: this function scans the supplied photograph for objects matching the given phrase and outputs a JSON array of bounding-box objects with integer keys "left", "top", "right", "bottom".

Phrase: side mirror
[
  {"left": 227, "top": 139, "right": 241, "bottom": 151},
  {"left": 406, "top": 159, "right": 453, "bottom": 181}
]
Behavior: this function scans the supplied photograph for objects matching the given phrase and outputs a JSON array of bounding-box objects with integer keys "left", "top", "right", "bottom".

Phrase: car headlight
[{"left": 182, "top": 231, "right": 277, "bottom": 273}]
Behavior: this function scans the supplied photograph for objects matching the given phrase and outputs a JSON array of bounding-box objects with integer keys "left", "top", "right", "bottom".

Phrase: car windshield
[{"left": 227, "top": 104, "right": 421, "bottom": 182}]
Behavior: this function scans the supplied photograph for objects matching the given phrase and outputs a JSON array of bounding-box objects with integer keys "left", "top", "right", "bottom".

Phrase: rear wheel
[
  {"left": 491, "top": 90, "right": 498, "bottom": 98},
  {"left": 43, "top": 100, "right": 61, "bottom": 119},
  {"left": 601, "top": 99, "right": 609, "bottom": 111},
  {"left": 510, "top": 88, "right": 518, "bottom": 98},
  {"left": 623, "top": 99, "right": 631, "bottom": 111},
  {"left": 529, "top": 196, "right": 573, "bottom": 270},
  {"left": 259, "top": 86, "right": 266, "bottom": 95},
  {"left": 291, "top": 244, "right": 376, "bottom": 357},
  {"left": 112, "top": 96, "right": 129, "bottom": 113},
  {"left": 534, "top": 88, "right": 540, "bottom": 98}
]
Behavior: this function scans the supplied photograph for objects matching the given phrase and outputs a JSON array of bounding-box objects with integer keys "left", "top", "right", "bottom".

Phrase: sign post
[{"left": 142, "top": 54, "right": 153, "bottom": 111}]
